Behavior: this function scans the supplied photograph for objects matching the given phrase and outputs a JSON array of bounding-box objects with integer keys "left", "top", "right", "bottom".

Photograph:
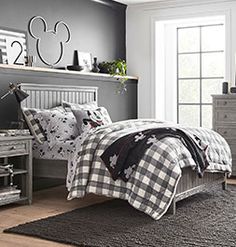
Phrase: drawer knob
[
  {"left": 10, "top": 146, "right": 16, "bottom": 150},
  {"left": 224, "top": 114, "right": 228, "bottom": 119},
  {"left": 223, "top": 101, "right": 227, "bottom": 105},
  {"left": 223, "top": 131, "right": 228, "bottom": 135}
]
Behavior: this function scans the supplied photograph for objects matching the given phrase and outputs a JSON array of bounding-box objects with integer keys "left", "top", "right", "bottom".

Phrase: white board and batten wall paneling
[{"left": 126, "top": 0, "right": 236, "bottom": 119}]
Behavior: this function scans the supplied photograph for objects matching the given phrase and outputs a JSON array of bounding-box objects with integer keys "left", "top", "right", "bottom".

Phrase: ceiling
[{"left": 114, "top": 0, "right": 161, "bottom": 5}]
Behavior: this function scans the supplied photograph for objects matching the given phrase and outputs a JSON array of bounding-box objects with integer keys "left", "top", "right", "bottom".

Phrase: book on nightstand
[{"left": 0, "top": 186, "right": 21, "bottom": 203}]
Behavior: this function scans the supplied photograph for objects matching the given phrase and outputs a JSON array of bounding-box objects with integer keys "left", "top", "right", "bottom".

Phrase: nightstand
[{"left": 0, "top": 135, "right": 33, "bottom": 206}]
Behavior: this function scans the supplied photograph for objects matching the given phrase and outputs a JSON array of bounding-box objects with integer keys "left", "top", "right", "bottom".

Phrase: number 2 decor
[
  {"left": 28, "top": 16, "right": 71, "bottom": 67},
  {"left": 0, "top": 27, "right": 28, "bottom": 65}
]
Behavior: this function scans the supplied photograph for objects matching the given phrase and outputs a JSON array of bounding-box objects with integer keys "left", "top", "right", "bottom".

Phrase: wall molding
[{"left": 129, "top": 0, "right": 235, "bottom": 10}]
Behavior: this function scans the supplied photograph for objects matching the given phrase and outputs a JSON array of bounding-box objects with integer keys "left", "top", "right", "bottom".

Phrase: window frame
[{"left": 176, "top": 23, "right": 225, "bottom": 127}]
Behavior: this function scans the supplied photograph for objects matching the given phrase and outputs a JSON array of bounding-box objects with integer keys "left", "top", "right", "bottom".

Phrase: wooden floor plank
[{"left": 227, "top": 178, "right": 236, "bottom": 185}]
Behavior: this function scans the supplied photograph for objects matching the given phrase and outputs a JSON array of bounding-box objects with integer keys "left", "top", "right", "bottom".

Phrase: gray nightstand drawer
[
  {"left": 214, "top": 99, "right": 236, "bottom": 108},
  {"left": 0, "top": 140, "right": 28, "bottom": 157}
]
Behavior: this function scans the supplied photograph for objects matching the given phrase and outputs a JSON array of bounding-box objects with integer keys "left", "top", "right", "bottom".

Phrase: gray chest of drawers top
[{"left": 212, "top": 94, "right": 236, "bottom": 175}]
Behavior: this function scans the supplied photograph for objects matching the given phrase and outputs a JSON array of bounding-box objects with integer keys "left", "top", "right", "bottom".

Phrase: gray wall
[
  {"left": 0, "top": 0, "right": 137, "bottom": 128},
  {"left": 0, "top": 0, "right": 126, "bottom": 66},
  {"left": 0, "top": 70, "right": 137, "bottom": 127}
]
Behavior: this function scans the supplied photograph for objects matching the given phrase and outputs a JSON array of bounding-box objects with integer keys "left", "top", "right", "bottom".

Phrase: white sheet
[{"left": 32, "top": 139, "right": 76, "bottom": 161}]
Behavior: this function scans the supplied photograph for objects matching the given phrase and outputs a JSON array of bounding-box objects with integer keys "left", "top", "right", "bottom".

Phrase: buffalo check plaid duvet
[{"left": 67, "top": 119, "right": 232, "bottom": 220}]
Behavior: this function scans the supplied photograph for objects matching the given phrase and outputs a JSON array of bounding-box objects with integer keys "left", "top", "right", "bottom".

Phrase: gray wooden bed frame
[{"left": 20, "top": 83, "right": 228, "bottom": 214}]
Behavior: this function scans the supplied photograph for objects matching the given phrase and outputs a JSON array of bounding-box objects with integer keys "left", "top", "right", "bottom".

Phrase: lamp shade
[
  {"left": 14, "top": 89, "right": 29, "bottom": 102},
  {"left": 0, "top": 83, "right": 29, "bottom": 103}
]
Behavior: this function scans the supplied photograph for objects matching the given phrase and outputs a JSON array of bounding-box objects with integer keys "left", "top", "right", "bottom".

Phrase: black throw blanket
[{"left": 101, "top": 127, "right": 209, "bottom": 182}]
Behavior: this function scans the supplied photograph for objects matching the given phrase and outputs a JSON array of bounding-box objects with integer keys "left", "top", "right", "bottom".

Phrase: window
[
  {"left": 177, "top": 24, "right": 225, "bottom": 128},
  {"left": 155, "top": 16, "right": 226, "bottom": 129}
]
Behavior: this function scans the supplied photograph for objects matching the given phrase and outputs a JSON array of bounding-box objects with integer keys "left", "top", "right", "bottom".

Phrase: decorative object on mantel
[
  {"left": 111, "top": 59, "right": 128, "bottom": 94},
  {"left": 91, "top": 56, "right": 100, "bottom": 73},
  {"left": 28, "top": 16, "right": 71, "bottom": 67},
  {"left": 99, "top": 59, "right": 128, "bottom": 93},
  {"left": 98, "top": 61, "right": 111, "bottom": 74},
  {"left": 231, "top": 54, "right": 236, "bottom": 94},
  {"left": 222, "top": 82, "right": 228, "bottom": 94},
  {"left": 24, "top": 55, "right": 36, "bottom": 67},
  {"left": 230, "top": 87, "right": 236, "bottom": 93},
  {"left": 78, "top": 52, "right": 92, "bottom": 72},
  {"left": 67, "top": 65, "right": 83, "bottom": 71},
  {"left": 67, "top": 50, "right": 83, "bottom": 71},
  {"left": 0, "top": 27, "right": 28, "bottom": 65}
]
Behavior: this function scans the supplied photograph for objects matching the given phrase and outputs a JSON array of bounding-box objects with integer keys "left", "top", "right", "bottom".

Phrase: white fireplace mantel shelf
[{"left": 0, "top": 64, "right": 138, "bottom": 82}]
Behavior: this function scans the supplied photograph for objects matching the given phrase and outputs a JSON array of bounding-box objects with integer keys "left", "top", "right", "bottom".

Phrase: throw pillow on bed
[
  {"left": 35, "top": 109, "right": 79, "bottom": 148},
  {"left": 72, "top": 107, "right": 112, "bottom": 134},
  {"left": 22, "top": 108, "right": 48, "bottom": 144},
  {"left": 62, "top": 100, "right": 98, "bottom": 111}
]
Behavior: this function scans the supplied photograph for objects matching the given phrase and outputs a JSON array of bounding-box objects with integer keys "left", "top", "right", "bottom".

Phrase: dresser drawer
[
  {"left": 214, "top": 110, "right": 236, "bottom": 123},
  {"left": 214, "top": 99, "right": 236, "bottom": 108},
  {"left": 214, "top": 127, "right": 236, "bottom": 140},
  {"left": 0, "top": 140, "right": 28, "bottom": 157}
]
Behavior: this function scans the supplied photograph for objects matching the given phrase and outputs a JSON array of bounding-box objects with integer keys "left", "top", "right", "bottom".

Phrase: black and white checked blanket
[
  {"left": 100, "top": 127, "right": 210, "bottom": 182},
  {"left": 67, "top": 120, "right": 232, "bottom": 220}
]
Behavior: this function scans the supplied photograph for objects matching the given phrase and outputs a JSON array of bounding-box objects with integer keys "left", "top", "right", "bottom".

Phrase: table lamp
[
  {"left": 1, "top": 83, "right": 29, "bottom": 102},
  {"left": 1, "top": 83, "right": 29, "bottom": 129}
]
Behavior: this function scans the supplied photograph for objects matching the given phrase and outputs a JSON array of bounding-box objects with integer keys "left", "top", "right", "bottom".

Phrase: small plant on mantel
[{"left": 98, "top": 59, "right": 128, "bottom": 94}]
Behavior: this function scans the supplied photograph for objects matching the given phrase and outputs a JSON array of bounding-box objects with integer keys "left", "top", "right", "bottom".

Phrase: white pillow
[{"left": 62, "top": 100, "right": 97, "bottom": 111}]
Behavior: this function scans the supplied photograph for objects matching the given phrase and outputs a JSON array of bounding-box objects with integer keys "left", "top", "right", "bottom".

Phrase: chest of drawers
[{"left": 212, "top": 95, "right": 236, "bottom": 175}]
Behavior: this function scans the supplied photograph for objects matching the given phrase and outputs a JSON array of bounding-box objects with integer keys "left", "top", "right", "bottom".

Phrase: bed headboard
[{"left": 20, "top": 83, "right": 98, "bottom": 109}]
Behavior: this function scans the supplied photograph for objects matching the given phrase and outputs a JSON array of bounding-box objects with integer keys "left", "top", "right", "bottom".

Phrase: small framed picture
[{"left": 78, "top": 52, "right": 92, "bottom": 72}]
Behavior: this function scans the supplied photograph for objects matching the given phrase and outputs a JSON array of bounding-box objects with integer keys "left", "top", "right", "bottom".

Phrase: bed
[{"left": 20, "top": 83, "right": 231, "bottom": 218}]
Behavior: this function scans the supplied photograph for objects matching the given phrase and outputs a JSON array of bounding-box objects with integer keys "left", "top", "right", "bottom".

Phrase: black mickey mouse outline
[{"left": 28, "top": 16, "right": 71, "bottom": 67}]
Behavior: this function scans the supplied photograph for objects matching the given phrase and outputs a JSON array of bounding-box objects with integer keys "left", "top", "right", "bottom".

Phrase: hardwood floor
[
  {"left": 227, "top": 177, "right": 236, "bottom": 185},
  {"left": 0, "top": 186, "right": 109, "bottom": 247},
  {"left": 0, "top": 180, "right": 235, "bottom": 247}
]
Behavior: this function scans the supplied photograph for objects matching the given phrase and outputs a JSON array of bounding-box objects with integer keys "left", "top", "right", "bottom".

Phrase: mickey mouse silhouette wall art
[{"left": 28, "top": 16, "right": 71, "bottom": 67}]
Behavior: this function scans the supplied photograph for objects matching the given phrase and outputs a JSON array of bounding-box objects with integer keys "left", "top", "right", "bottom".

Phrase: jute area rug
[{"left": 4, "top": 185, "right": 236, "bottom": 247}]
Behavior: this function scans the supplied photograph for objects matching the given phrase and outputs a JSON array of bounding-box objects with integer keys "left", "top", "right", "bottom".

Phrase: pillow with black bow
[{"left": 72, "top": 107, "right": 112, "bottom": 135}]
